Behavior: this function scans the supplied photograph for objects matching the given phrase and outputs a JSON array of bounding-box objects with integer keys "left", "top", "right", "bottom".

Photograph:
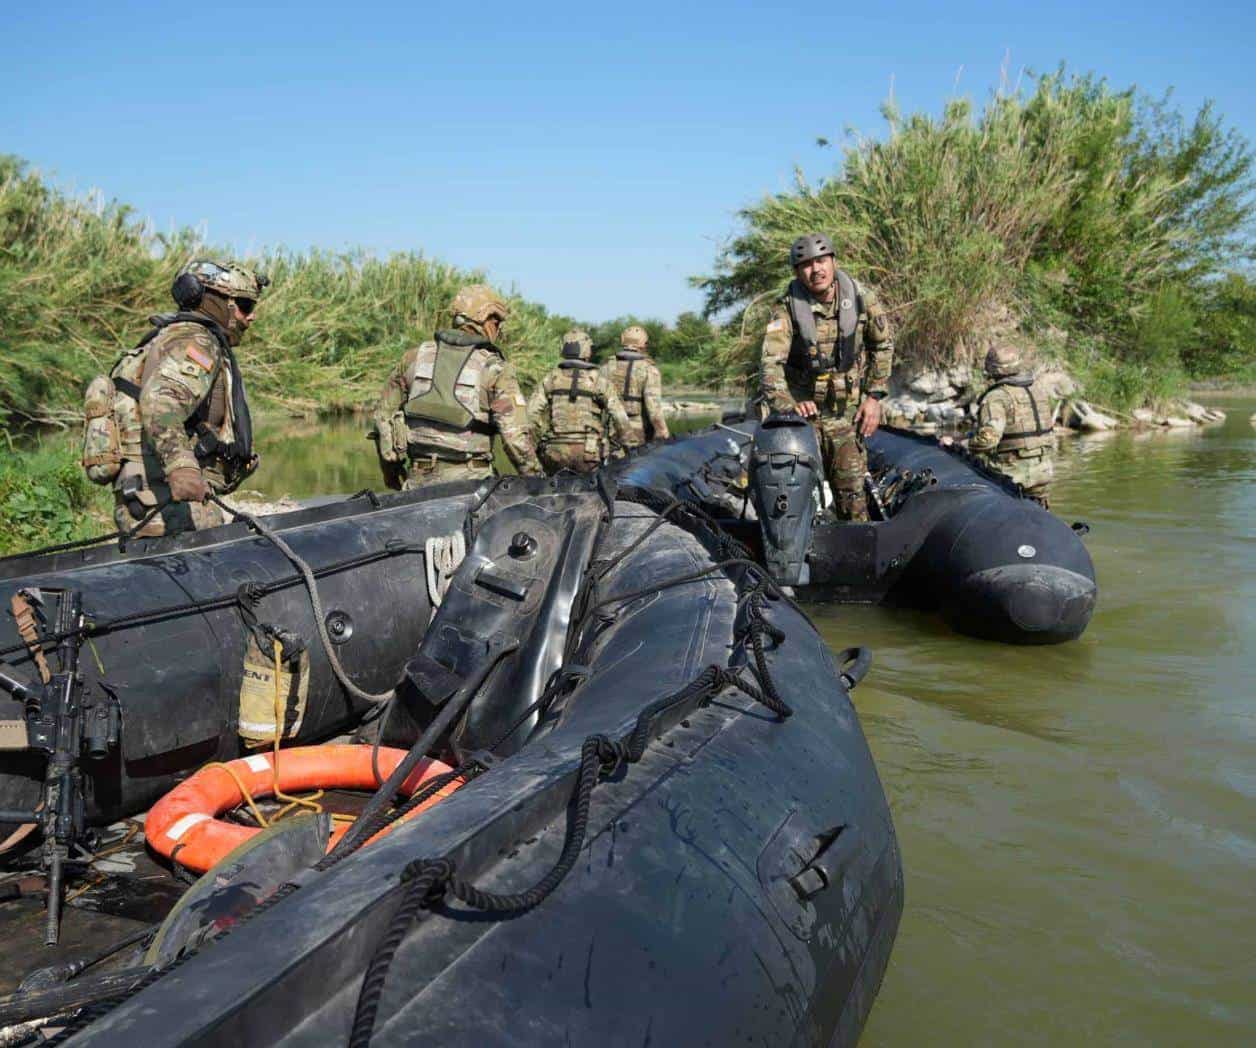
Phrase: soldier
[
  {"left": 527, "top": 329, "right": 632, "bottom": 474},
  {"left": 950, "top": 344, "right": 1056, "bottom": 507},
  {"left": 104, "top": 259, "right": 266, "bottom": 537},
  {"left": 370, "top": 284, "right": 542, "bottom": 489},
  {"left": 603, "top": 325, "right": 669, "bottom": 450},
  {"left": 757, "top": 233, "right": 894, "bottom": 522}
]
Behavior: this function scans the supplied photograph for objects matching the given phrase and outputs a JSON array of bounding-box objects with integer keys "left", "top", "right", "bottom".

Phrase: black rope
[
  {"left": 347, "top": 658, "right": 785, "bottom": 1045},
  {"left": 0, "top": 543, "right": 422, "bottom": 661}
]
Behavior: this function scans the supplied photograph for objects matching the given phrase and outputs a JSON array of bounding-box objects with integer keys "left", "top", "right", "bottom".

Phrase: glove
[{"left": 167, "top": 467, "right": 209, "bottom": 503}]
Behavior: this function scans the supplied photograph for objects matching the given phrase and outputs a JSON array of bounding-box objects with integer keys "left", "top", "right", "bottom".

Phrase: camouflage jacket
[
  {"left": 528, "top": 361, "right": 632, "bottom": 454},
  {"left": 967, "top": 375, "right": 1055, "bottom": 458},
  {"left": 603, "top": 352, "right": 669, "bottom": 445},
  {"left": 136, "top": 321, "right": 235, "bottom": 481},
  {"left": 758, "top": 280, "right": 894, "bottom": 417},
  {"left": 372, "top": 338, "right": 542, "bottom": 475}
]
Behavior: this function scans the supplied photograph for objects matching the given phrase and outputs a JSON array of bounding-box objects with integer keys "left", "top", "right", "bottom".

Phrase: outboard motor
[{"left": 749, "top": 414, "right": 821, "bottom": 586}]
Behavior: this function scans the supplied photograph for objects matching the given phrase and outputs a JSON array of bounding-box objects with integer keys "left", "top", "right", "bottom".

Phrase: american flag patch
[
  {"left": 186, "top": 346, "right": 214, "bottom": 372},
  {"left": 766, "top": 318, "right": 785, "bottom": 333}
]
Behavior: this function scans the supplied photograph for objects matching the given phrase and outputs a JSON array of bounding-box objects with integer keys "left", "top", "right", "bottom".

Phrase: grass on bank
[{"left": 696, "top": 67, "right": 1256, "bottom": 411}]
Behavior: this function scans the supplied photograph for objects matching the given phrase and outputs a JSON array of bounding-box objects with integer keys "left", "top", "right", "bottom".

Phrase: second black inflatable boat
[{"left": 617, "top": 417, "right": 1097, "bottom": 644}]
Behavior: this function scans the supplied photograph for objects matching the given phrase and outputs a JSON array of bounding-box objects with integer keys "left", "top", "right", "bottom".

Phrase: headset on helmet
[{"left": 171, "top": 260, "right": 270, "bottom": 311}]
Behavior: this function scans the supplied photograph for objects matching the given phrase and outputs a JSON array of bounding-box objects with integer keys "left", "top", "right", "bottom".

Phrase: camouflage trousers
[
  {"left": 813, "top": 414, "right": 868, "bottom": 523},
  {"left": 619, "top": 418, "right": 648, "bottom": 450},
  {"left": 113, "top": 490, "right": 224, "bottom": 538},
  {"left": 987, "top": 449, "right": 1053, "bottom": 509},
  {"left": 401, "top": 456, "right": 493, "bottom": 490},
  {"left": 538, "top": 442, "right": 601, "bottom": 475}
]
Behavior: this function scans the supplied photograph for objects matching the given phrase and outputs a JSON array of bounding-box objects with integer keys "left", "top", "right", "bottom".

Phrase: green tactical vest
[
  {"left": 403, "top": 331, "right": 494, "bottom": 431},
  {"left": 977, "top": 376, "right": 1054, "bottom": 455}
]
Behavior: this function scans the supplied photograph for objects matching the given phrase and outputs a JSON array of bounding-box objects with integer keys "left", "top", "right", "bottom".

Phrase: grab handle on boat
[
  {"left": 834, "top": 647, "right": 873, "bottom": 690},
  {"left": 789, "top": 825, "right": 862, "bottom": 901}
]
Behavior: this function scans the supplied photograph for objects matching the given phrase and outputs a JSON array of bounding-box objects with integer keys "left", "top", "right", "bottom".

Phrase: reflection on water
[
  {"left": 248, "top": 400, "right": 1255, "bottom": 1043},
  {"left": 844, "top": 396, "right": 1256, "bottom": 1045}
]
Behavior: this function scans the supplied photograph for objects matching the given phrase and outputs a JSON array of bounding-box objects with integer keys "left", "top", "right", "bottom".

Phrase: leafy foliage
[{"left": 696, "top": 68, "right": 1255, "bottom": 404}]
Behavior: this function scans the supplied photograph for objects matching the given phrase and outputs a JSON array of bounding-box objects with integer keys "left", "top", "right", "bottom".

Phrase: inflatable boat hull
[{"left": 617, "top": 422, "right": 1097, "bottom": 643}]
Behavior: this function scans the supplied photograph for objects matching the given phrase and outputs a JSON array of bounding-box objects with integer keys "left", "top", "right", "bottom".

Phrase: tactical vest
[
  {"left": 82, "top": 313, "right": 246, "bottom": 485},
  {"left": 976, "top": 377, "right": 1054, "bottom": 454},
  {"left": 610, "top": 351, "right": 648, "bottom": 418},
  {"left": 402, "top": 332, "right": 497, "bottom": 455},
  {"left": 785, "top": 273, "right": 861, "bottom": 376},
  {"left": 545, "top": 361, "right": 603, "bottom": 439}
]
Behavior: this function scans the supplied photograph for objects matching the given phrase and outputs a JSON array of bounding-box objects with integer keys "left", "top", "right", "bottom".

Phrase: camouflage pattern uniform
[
  {"left": 528, "top": 329, "right": 632, "bottom": 474},
  {"left": 370, "top": 284, "right": 542, "bottom": 489},
  {"left": 112, "top": 261, "right": 265, "bottom": 536},
  {"left": 966, "top": 344, "right": 1055, "bottom": 507},
  {"left": 603, "top": 325, "right": 669, "bottom": 450},
  {"left": 758, "top": 261, "right": 894, "bottom": 522}
]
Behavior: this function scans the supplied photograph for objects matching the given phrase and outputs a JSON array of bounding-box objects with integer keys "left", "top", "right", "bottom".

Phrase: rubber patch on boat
[{"left": 243, "top": 755, "right": 271, "bottom": 773}]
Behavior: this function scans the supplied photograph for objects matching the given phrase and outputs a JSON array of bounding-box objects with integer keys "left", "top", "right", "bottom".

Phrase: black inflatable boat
[
  {"left": 0, "top": 476, "right": 901, "bottom": 1046},
  {"left": 617, "top": 418, "right": 1097, "bottom": 644}
]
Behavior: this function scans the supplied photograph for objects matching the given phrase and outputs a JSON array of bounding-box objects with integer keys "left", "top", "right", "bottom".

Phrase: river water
[{"left": 247, "top": 397, "right": 1255, "bottom": 1044}]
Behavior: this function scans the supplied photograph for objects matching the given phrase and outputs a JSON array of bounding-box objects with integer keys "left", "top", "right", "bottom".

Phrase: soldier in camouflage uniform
[
  {"left": 757, "top": 233, "right": 894, "bottom": 522},
  {"left": 107, "top": 260, "right": 266, "bottom": 537},
  {"left": 958, "top": 344, "right": 1056, "bottom": 507},
  {"left": 603, "top": 325, "right": 669, "bottom": 450},
  {"left": 370, "top": 284, "right": 542, "bottom": 489},
  {"left": 527, "top": 329, "right": 632, "bottom": 474}
]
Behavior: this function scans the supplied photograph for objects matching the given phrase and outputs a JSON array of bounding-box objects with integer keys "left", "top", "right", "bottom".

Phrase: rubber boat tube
[
  {"left": 617, "top": 421, "right": 1097, "bottom": 643},
  {"left": 66, "top": 480, "right": 903, "bottom": 1047}
]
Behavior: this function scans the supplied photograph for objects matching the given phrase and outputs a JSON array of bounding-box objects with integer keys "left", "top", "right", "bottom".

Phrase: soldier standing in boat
[
  {"left": 757, "top": 233, "right": 894, "bottom": 522},
  {"left": 527, "top": 329, "right": 632, "bottom": 473},
  {"left": 952, "top": 343, "right": 1056, "bottom": 507},
  {"left": 370, "top": 284, "right": 543, "bottom": 489},
  {"left": 603, "top": 325, "right": 670, "bottom": 451},
  {"left": 87, "top": 259, "right": 266, "bottom": 537}
]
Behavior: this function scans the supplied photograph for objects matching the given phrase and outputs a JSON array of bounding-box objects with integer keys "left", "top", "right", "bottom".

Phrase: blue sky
[{"left": 3, "top": 1, "right": 1253, "bottom": 323}]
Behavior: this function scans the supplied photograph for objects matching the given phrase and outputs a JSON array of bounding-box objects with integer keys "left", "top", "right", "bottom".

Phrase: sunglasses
[{"left": 233, "top": 298, "right": 257, "bottom": 316}]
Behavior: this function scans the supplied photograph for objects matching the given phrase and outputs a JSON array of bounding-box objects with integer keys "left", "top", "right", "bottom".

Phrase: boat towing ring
[{"left": 145, "top": 745, "right": 461, "bottom": 874}]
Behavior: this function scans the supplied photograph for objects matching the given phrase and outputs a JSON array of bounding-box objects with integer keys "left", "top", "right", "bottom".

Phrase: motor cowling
[{"left": 749, "top": 414, "right": 821, "bottom": 586}]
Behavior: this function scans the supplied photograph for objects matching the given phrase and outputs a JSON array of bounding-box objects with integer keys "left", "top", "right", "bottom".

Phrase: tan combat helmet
[
  {"left": 561, "top": 328, "right": 593, "bottom": 361},
  {"left": 173, "top": 259, "right": 269, "bottom": 311},
  {"left": 620, "top": 325, "right": 649, "bottom": 351},
  {"left": 984, "top": 343, "right": 1027, "bottom": 379},
  {"left": 451, "top": 284, "right": 509, "bottom": 335}
]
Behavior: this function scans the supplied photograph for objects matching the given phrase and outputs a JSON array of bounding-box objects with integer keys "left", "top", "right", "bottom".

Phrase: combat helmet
[
  {"left": 789, "top": 233, "right": 835, "bottom": 267},
  {"left": 984, "top": 343, "right": 1027, "bottom": 379},
  {"left": 561, "top": 328, "right": 593, "bottom": 361},
  {"left": 620, "top": 325, "right": 649, "bottom": 350},
  {"left": 451, "top": 284, "right": 509, "bottom": 335},
  {"left": 172, "top": 259, "right": 269, "bottom": 312}
]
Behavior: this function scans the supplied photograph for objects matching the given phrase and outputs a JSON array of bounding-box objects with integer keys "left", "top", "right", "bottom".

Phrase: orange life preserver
[{"left": 145, "top": 745, "right": 461, "bottom": 873}]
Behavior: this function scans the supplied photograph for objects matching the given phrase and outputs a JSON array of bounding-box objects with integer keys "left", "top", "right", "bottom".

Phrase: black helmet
[{"left": 789, "top": 233, "right": 835, "bottom": 267}]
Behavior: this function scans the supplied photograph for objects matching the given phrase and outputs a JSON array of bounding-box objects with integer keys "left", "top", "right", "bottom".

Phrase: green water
[{"left": 246, "top": 398, "right": 1255, "bottom": 1044}]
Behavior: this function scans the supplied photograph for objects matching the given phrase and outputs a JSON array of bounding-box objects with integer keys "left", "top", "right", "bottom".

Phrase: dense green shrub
[
  {"left": 697, "top": 69, "right": 1254, "bottom": 403},
  {"left": 0, "top": 437, "right": 111, "bottom": 555}
]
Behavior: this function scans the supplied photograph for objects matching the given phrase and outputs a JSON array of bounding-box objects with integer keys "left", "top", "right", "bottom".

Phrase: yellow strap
[{"left": 269, "top": 639, "right": 323, "bottom": 818}]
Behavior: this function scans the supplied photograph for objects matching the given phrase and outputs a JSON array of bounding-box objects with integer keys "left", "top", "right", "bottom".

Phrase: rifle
[{"left": 0, "top": 589, "right": 119, "bottom": 945}]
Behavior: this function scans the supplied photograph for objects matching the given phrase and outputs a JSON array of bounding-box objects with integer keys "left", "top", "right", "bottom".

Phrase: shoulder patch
[
  {"left": 186, "top": 346, "right": 215, "bottom": 372},
  {"left": 766, "top": 317, "right": 785, "bottom": 333}
]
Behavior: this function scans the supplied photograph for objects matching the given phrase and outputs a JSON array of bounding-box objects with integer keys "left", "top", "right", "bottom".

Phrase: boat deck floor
[{"left": 0, "top": 788, "right": 375, "bottom": 994}]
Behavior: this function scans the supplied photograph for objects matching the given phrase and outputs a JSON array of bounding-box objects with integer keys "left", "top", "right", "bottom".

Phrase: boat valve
[{"left": 509, "top": 532, "right": 537, "bottom": 559}]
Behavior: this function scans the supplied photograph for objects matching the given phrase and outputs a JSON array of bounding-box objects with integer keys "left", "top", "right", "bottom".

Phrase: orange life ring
[{"left": 144, "top": 745, "right": 460, "bottom": 873}]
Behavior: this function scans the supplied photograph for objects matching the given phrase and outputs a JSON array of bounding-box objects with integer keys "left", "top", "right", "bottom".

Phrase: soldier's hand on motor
[
  {"left": 796, "top": 400, "right": 819, "bottom": 419},
  {"left": 855, "top": 397, "right": 882, "bottom": 437},
  {"left": 167, "top": 467, "right": 210, "bottom": 503}
]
